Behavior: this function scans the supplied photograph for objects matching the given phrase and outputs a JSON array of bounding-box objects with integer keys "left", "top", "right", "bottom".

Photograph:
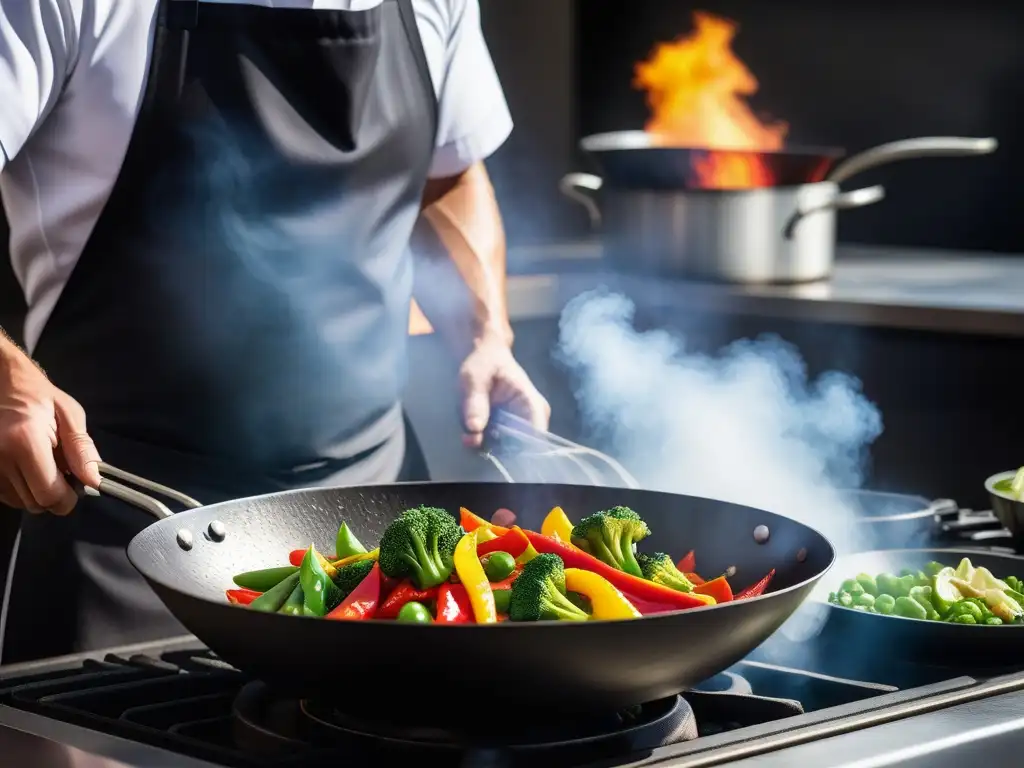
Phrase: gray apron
[{"left": 0, "top": 0, "right": 437, "bottom": 662}]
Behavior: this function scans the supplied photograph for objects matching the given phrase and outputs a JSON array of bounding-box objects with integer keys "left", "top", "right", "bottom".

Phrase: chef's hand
[
  {"left": 459, "top": 338, "right": 550, "bottom": 448},
  {"left": 0, "top": 336, "right": 101, "bottom": 514}
]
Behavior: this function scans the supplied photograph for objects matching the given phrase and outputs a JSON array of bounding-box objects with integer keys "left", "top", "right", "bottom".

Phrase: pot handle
[
  {"left": 558, "top": 172, "right": 604, "bottom": 228},
  {"left": 783, "top": 185, "right": 886, "bottom": 240},
  {"left": 827, "top": 137, "right": 997, "bottom": 185},
  {"left": 71, "top": 462, "right": 203, "bottom": 520}
]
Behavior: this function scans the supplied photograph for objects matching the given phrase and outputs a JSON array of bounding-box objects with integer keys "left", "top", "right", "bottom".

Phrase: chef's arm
[{"left": 410, "top": 161, "right": 513, "bottom": 359}]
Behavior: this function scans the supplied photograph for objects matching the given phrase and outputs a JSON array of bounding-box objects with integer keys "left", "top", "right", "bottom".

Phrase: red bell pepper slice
[
  {"left": 326, "top": 562, "right": 381, "bottom": 620},
  {"left": 490, "top": 566, "right": 523, "bottom": 591},
  {"left": 225, "top": 588, "right": 262, "bottom": 605},
  {"left": 685, "top": 571, "right": 705, "bottom": 586},
  {"left": 625, "top": 595, "right": 685, "bottom": 615},
  {"left": 677, "top": 550, "right": 696, "bottom": 574},
  {"left": 735, "top": 569, "right": 776, "bottom": 599},
  {"left": 436, "top": 583, "right": 473, "bottom": 623},
  {"left": 477, "top": 528, "right": 530, "bottom": 559},
  {"left": 693, "top": 575, "right": 733, "bottom": 603},
  {"left": 377, "top": 580, "right": 439, "bottom": 619},
  {"left": 523, "top": 531, "right": 709, "bottom": 610},
  {"left": 459, "top": 507, "right": 509, "bottom": 535}
]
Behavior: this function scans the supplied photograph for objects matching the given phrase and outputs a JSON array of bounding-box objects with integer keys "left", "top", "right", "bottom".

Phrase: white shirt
[{"left": 0, "top": 0, "right": 513, "bottom": 352}]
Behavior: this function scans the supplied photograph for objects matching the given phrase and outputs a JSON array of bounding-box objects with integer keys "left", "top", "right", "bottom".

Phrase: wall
[{"left": 575, "top": 0, "right": 1024, "bottom": 252}]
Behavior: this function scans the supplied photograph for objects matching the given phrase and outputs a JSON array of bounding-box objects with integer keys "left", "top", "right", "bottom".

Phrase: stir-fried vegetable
[
  {"left": 378, "top": 506, "right": 463, "bottom": 590},
  {"left": 828, "top": 557, "right": 1024, "bottom": 625},
  {"left": 993, "top": 467, "right": 1024, "bottom": 500},
  {"left": 570, "top": 506, "right": 650, "bottom": 577},
  {"left": 225, "top": 503, "right": 773, "bottom": 623}
]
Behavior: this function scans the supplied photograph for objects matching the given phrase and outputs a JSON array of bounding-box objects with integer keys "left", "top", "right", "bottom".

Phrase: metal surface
[
  {"left": 560, "top": 136, "right": 997, "bottom": 284},
  {"left": 94, "top": 470, "right": 835, "bottom": 725},
  {"left": 810, "top": 548, "right": 1024, "bottom": 668},
  {"left": 501, "top": 245, "right": 1024, "bottom": 339},
  {"left": 986, "top": 471, "right": 1024, "bottom": 546}
]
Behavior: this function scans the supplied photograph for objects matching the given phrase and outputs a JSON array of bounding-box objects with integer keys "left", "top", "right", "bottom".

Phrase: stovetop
[{"left": 3, "top": 506, "right": 1024, "bottom": 767}]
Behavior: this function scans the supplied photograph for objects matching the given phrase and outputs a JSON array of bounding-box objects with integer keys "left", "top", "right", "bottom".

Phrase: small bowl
[{"left": 986, "top": 471, "right": 1024, "bottom": 541}]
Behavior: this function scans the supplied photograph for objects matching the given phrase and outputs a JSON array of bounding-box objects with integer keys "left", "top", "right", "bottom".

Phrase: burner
[{"left": 232, "top": 681, "right": 696, "bottom": 763}]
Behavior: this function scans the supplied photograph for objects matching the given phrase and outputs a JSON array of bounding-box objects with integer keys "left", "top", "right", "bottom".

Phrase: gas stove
[{"left": 3, "top": 506, "right": 1024, "bottom": 767}]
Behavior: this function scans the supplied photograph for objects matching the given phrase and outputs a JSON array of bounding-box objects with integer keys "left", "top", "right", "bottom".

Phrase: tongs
[{"left": 480, "top": 410, "right": 639, "bottom": 489}]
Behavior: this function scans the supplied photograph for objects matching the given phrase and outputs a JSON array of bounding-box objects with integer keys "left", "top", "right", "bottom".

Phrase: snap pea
[
  {"left": 335, "top": 523, "right": 368, "bottom": 559},
  {"left": 250, "top": 572, "right": 301, "bottom": 613},
  {"left": 233, "top": 565, "right": 299, "bottom": 592},
  {"left": 278, "top": 582, "right": 305, "bottom": 616}
]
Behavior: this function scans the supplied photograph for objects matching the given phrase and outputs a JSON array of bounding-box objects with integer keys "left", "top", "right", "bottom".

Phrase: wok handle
[
  {"left": 782, "top": 185, "right": 885, "bottom": 240},
  {"left": 73, "top": 462, "right": 203, "bottom": 520},
  {"left": 826, "top": 136, "right": 997, "bottom": 184},
  {"left": 558, "top": 173, "right": 603, "bottom": 228}
]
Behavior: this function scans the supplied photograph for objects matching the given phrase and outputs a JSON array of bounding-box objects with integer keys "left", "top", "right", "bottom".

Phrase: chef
[{"left": 0, "top": 0, "right": 549, "bottom": 661}]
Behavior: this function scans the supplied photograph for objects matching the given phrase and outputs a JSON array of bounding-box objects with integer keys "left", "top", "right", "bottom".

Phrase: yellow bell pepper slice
[
  {"left": 564, "top": 568, "right": 642, "bottom": 620},
  {"left": 474, "top": 527, "right": 499, "bottom": 544},
  {"left": 541, "top": 506, "right": 575, "bottom": 543},
  {"left": 454, "top": 531, "right": 497, "bottom": 623},
  {"left": 331, "top": 548, "right": 379, "bottom": 569}
]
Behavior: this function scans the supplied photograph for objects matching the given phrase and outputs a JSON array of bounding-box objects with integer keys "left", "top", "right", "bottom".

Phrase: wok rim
[
  {"left": 126, "top": 480, "right": 837, "bottom": 629},
  {"left": 579, "top": 129, "right": 847, "bottom": 159},
  {"left": 815, "top": 546, "right": 1024, "bottom": 630}
]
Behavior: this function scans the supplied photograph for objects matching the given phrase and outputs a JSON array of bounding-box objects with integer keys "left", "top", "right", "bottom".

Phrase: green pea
[
  {"left": 915, "top": 571, "right": 929, "bottom": 586},
  {"left": 855, "top": 574, "right": 877, "bottom": 596},
  {"left": 899, "top": 568, "right": 916, "bottom": 578},
  {"left": 896, "top": 575, "right": 917, "bottom": 597},
  {"left": 950, "top": 613, "right": 977, "bottom": 625},
  {"left": 952, "top": 600, "right": 984, "bottom": 622},
  {"left": 875, "top": 573, "right": 900, "bottom": 597},
  {"left": 493, "top": 589, "right": 512, "bottom": 614},
  {"left": 837, "top": 592, "right": 854, "bottom": 607},
  {"left": 483, "top": 551, "right": 516, "bottom": 582},
  {"left": 397, "top": 601, "right": 433, "bottom": 624},
  {"left": 893, "top": 596, "right": 928, "bottom": 620},
  {"left": 840, "top": 579, "right": 865, "bottom": 597},
  {"left": 854, "top": 592, "right": 875, "bottom": 608},
  {"left": 874, "top": 594, "right": 896, "bottom": 615},
  {"left": 985, "top": 617, "right": 1004, "bottom": 626}
]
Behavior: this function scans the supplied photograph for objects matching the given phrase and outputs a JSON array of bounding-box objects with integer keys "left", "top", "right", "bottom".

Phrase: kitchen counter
[{"left": 505, "top": 242, "right": 1024, "bottom": 338}]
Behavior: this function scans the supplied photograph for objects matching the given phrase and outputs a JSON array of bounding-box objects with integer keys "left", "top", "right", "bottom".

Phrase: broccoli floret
[
  {"left": 636, "top": 552, "right": 694, "bottom": 593},
  {"left": 378, "top": 506, "right": 464, "bottom": 589},
  {"left": 571, "top": 506, "right": 650, "bottom": 577},
  {"left": 332, "top": 558, "right": 375, "bottom": 599},
  {"left": 509, "top": 553, "right": 589, "bottom": 622}
]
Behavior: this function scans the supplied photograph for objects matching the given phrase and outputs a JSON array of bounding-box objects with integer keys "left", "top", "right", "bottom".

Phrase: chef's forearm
[{"left": 411, "top": 162, "right": 513, "bottom": 359}]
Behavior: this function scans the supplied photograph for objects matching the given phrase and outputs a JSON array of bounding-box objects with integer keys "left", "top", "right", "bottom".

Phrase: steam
[{"left": 556, "top": 289, "right": 883, "bottom": 551}]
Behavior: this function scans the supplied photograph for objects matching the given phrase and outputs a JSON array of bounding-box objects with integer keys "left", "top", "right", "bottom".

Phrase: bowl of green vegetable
[
  {"left": 809, "top": 548, "right": 1024, "bottom": 668},
  {"left": 986, "top": 467, "right": 1024, "bottom": 541}
]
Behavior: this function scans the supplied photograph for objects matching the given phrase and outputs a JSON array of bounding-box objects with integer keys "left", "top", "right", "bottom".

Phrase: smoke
[{"left": 556, "top": 289, "right": 883, "bottom": 551}]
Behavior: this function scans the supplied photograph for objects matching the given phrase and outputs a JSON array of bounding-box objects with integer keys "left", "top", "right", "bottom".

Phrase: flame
[{"left": 633, "top": 11, "right": 787, "bottom": 189}]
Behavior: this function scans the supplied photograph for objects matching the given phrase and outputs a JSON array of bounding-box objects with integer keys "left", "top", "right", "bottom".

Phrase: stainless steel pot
[{"left": 560, "top": 135, "right": 998, "bottom": 284}]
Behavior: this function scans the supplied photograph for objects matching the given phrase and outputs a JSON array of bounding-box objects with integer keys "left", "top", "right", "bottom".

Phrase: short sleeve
[
  {"left": 429, "top": 0, "right": 512, "bottom": 179},
  {"left": 0, "top": 0, "right": 76, "bottom": 170}
]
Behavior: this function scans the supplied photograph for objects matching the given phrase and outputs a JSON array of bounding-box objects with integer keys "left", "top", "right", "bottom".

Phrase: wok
[
  {"left": 575, "top": 130, "right": 996, "bottom": 191},
  {"left": 811, "top": 548, "right": 1024, "bottom": 669},
  {"left": 83, "top": 466, "right": 837, "bottom": 725}
]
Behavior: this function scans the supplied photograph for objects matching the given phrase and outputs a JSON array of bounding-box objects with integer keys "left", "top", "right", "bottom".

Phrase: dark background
[{"left": 483, "top": 0, "right": 1024, "bottom": 252}]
